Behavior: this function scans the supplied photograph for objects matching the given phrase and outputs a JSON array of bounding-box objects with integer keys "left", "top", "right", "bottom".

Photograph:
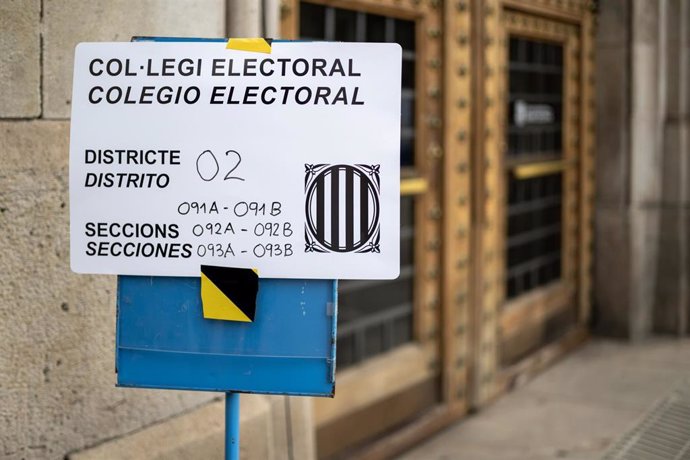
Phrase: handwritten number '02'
[
  {"left": 196, "top": 150, "right": 219, "bottom": 181},
  {"left": 223, "top": 150, "right": 244, "bottom": 181},
  {"left": 196, "top": 150, "right": 244, "bottom": 182}
]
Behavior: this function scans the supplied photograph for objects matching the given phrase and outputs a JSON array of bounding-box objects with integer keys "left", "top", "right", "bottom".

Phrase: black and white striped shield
[{"left": 305, "top": 164, "right": 381, "bottom": 253}]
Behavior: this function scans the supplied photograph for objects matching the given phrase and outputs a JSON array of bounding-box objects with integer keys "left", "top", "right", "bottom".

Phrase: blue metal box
[{"left": 116, "top": 276, "right": 337, "bottom": 396}]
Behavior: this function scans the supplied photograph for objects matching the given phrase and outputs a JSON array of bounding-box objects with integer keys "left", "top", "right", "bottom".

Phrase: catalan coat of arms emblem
[{"left": 304, "top": 164, "right": 381, "bottom": 254}]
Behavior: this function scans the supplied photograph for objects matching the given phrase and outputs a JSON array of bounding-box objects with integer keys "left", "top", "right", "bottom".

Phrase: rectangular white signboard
[{"left": 69, "top": 41, "right": 401, "bottom": 279}]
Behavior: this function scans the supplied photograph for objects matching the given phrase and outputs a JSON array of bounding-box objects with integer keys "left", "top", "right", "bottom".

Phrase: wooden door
[{"left": 472, "top": 1, "right": 595, "bottom": 405}]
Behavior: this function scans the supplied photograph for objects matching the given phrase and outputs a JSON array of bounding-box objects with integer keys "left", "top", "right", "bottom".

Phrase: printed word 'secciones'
[
  {"left": 86, "top": 241, "right": 192, "bottom": 258},
  {"left": 83, "top": 221, "right": 191, "bottom": 259}
]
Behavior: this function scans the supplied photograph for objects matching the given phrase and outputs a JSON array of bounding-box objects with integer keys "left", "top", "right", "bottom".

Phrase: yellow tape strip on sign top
[{"left": 226, "top": 38, "right": 272, "bottom": 54}]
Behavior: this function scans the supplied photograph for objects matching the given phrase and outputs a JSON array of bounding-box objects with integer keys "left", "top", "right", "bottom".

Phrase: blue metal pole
[{"left": 225, "top": 392, "right": 240, "bottom": 460}]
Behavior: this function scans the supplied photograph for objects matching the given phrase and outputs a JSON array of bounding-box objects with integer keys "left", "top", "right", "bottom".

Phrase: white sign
[
  {"left": 514, "top": 99, "right": 554, "bottom": 126},
  {"left": 69, "top": 41, "right": 401, "bottom": 279}
]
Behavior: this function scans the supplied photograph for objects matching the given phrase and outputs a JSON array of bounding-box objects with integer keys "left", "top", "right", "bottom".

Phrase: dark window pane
[
  {"left": 335, "top": 8, "right": 357, "bottom": 42},
  {"left": 554, "top": 45, "right": 563, "bottom": 66},
  {"left": 300, "top": 3, "right": 325, "bottom": 39},
  {"left": 365, "top": 325, "right": 384, "bottom": 357},
  {"left": 337, "top": 334, "right": 355, "bottom": 367},
  {"left": 402, "top": 59, "right": 415, "bottom": 89},
  {"left": 506, "top": 173, "right": 563, "bottom": 299},
  {"left": 401, "top": 230, "right": 414, "bottom": 266},
  {"left": 401, "top": 95, "right": 414, "bottom": 127},
  {"left": 401, "top": 192, "right": 414, "bottom": 221},
  {"left": 395, "top": 19, "right": 415, "bottom": 50},
  {"left": 393, "top": 316, "right": 412, "bottom": 346},
  {"left": 401, "top": 136, "right": 414, "bottom": 166},
  {"left": 335, "top": 196, "right": 415, "bottom": 368},
  {"left": 544, "top": 43, "right": 557, "bottom": 65},
  {"left": 507, "top": 36, "right": 563, "bottom": 158},
  {"left": 529, "top": 40, "right": 544, "bottom": 63},
  {"left": 366, "top": 14, "right": 386, "bottom": 42},
  {"left": 509, "top": 38, "right": 520, "bottom": 61}
]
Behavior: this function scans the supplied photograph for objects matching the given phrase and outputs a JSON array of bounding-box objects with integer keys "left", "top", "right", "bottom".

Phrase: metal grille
[
  {"left": 300, "top": 2, "right": 416, "bottom": 166},
  {"left": 508, "top": 37, "right": 563, "bottom": 159},
  {"left": 338, "top": 197, "right": 415, "bottom": 368},
  {"left": 301, "top": 3, "right": 416, "bottom": 368},
  {"left": 506, "top": 173, "right": 562, "bottom": 298},
  {"left": 506, "top": 36, "right": 564, "bottom": 300},
  {"left": 602, "top": 380, "right": 690, "bottom": 460}
]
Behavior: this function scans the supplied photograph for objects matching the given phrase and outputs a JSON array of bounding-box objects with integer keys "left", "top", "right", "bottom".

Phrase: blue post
[{"left": 225, "top": 392, "right": 240, "bottom": 460}]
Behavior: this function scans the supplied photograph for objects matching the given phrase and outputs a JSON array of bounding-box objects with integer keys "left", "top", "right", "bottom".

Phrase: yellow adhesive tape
[
  {"left": 225, "top": 38, "right": 272, "bottom": 54},
  {"left": 200, "top": 266, "right": 259, "bottom": 322}
]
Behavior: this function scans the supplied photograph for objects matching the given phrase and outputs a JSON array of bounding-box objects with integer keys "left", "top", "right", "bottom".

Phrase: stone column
[
  {"left": 595, "top": 0, "right": 690, "bottom": 339},
  {"left": 226, "top": 0, "right": 281, "bottom": 38},
  {"left": 595, "top": 0, "right": 636, "bottom": 338},
  {"left": 654, "top": 0, "right": 690, "bottom": 335}
]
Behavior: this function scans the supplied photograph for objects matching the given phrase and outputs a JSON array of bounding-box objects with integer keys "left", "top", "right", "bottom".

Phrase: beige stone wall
[
  {"left": 0, "top": 2, "right": 314, "bottom": 459},
  {"left": 654, "top": 0, "right": 690, "bottom": 335},
  {"left": 595, "top": 0, "right": 690, "bottom": 338},
  {"left": 69, "top": 395, "right": 315, "bottom": 460},
  {"left": 0, "top": 0, "right": 41, "bottom": 117},
  {"left": 594, "top": 0, "right": 632, "bottom": 337}
]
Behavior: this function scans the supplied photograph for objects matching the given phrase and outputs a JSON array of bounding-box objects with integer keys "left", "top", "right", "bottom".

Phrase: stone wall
[
  {"left": 595, "top": 0, "right": 690, "bottom": 339},
  {"left": 0, "top": 1, "right": 314, "bottom": 459}
]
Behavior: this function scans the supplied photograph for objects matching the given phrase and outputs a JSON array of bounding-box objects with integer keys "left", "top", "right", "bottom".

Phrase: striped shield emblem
[{"left": 305, "top": 164, "right": 381, "bottom": 253}]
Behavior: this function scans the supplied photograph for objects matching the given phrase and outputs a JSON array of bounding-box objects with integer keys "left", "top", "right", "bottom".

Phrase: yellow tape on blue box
[{"left": 201, "top": 265, "right": 259, "bottom": 322}]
